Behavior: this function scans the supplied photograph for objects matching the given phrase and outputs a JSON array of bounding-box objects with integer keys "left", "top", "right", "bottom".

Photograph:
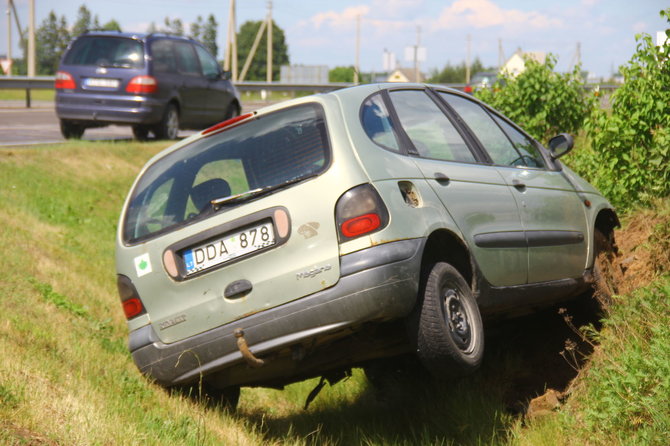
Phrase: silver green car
[{"left": 116, "top": 83, "right": 618, "bottom": 407}]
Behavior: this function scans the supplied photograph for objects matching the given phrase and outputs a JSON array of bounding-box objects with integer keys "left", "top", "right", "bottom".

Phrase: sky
[{"left": 2, "top": 0, "right": 668, "bottom": 79}]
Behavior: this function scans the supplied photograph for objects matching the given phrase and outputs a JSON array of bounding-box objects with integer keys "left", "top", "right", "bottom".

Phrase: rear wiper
[{"left": 209, "top": 174, "right": 318, "bottom": 209}]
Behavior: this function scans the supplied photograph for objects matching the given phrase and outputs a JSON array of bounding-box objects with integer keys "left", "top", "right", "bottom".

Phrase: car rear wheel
[
  {"left": 60, "top": 119, "right": 85, "bottom": 139},
  {"left": 224, "top": 102, "right": 240, "bottom": 120},
  {"left": 154, "top": 104, "right": 179, "bottom": 140},
  {"left": 132, "top": 125, "right": 150, "bottom": 141},
  {"left": 412, "top": 262, "right": 484, "bottom": 378}
]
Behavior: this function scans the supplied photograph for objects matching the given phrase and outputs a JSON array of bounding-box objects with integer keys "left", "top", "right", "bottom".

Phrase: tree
[
  {"left": 202, "top": 14, "right": 218, "bottom": 58},
  {"left": 329, "top": 66, "right": 355, "bottom": 82},
  {"left": 236, "top": 20, "right": 289, "bottom": 81},
  {"left": 475, "top": 54, "right": 592, "bottom": 143},
  {"left": 429, "top": 57, "right": 490, "bottom": 83},
  {"left": 190, "top": 15, "right": 203, "bottom": 41},
  {"left": 72, "top": 4, "right": 100, "bottom": 37},
  {"left": 163, "top": 17, "right": 184, "bottom": 36},
  {"left": 575, "top": 8, "right": 670, "bottom": 209},
  {"left": 101, "top": 19, "right": 122, "bottom": 32},
  {"left": 36, "top": 11, "right": 71, "bottom": 75}
]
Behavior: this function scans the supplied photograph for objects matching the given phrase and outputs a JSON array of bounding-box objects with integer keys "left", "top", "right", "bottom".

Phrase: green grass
[
  {"left": 0, "top": 140, "right": 668, "bottom": 444},
  {"left": 0, "top": 88, "right": 55, "bottom": 102}
]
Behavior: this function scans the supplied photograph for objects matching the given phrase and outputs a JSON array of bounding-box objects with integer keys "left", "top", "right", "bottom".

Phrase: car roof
[{"left": 76, "top": 30, "right": 197, "bottom": 44}]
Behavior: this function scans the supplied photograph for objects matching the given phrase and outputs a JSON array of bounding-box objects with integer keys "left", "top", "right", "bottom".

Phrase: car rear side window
[
  {"left": 123, "top": 104, "right": 330, "bottom": 243},
  {"left": 63, "top": 36, "right": 144, "bottom": 68},
  {"left": 389, "top": 90, "right": 476, "bottom": 162},
  {"left": 361, "top": 93, "right": 400, "bottom": 152},
  {"left": 150, "top": 39, "right": 177, "bottom": 73},
  {"left": 174, "top": 42, "right": 201, "bottom": 76}
]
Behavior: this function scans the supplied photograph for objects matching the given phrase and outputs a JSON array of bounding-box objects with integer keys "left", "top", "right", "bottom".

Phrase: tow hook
[{"left": 234, "top": 328, "right": 265, "bottom": 368}]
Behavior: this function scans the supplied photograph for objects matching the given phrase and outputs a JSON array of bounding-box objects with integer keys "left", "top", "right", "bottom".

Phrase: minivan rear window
[
  {"left": 123, "top": 104, "right": 330, "bottom": 243},
  {"left": 63, "top": 36, "right": 145, "bottom": 69}
]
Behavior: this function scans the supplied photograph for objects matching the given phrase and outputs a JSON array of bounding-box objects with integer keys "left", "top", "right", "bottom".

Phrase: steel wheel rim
[
  {"left": 443, "top": 288, "right": 473, "bottom": 352},
  {"left": 166, "top": 108, "right": 179, "bottom": 139}
]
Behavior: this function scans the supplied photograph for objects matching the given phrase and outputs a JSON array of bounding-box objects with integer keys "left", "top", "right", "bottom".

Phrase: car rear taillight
[
  {"left": 117, "top": 274, "right": 146, "bottom": 319},
  {"left": 55, "top": 71, "right": 76, "bottom": 89},
  {"left": 126, "top": 75, "right": 157, "bottom": 94},
  {"left": 335, "top": 184, "right": 389, "bottom": 242}
]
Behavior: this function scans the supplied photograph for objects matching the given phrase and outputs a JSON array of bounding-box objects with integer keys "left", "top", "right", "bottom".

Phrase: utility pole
[
  {"left": 266, "top": 0, "right": 272, "bottom": 82},
  {"left": 465, "top": 33, "right": 471, "bottom": 84},
  {"left": 224, "top": 0, "right": 237, "bottom": 81},
  {"left": 414, "top": 25, "right": 421, "bottom": 83},
  {"left": 28, "top": 0, "right": 34, "bottom": 77},
  {"left": 6, "top": 0, "right": 11, "bottom": 76},
  {"left": 354, "top": 14, "right": 360, "bottom": 84},
  {"left": 498, "top": 38, "right": 505, "bottom": 70}
]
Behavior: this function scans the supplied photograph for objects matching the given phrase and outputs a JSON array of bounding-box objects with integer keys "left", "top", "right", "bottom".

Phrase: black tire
[
  {"left": 224, "top": 101, "right": 240, "bottom": 121},
  {"left": 413, "top": 262, "right": 484, "bottom": 378},
  {"left": 132, "top": 125, "right": 150, "bottom": 141},
  {"left": 153, "top": 103, "right": 179, "bottom": 140},
  {"left": 60, "top": 119, "right": 85, "bottom": 139}
]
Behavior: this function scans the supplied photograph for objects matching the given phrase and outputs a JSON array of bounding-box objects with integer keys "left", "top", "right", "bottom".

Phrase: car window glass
[
  {"left": 150, "top": 39, "right": 177, "bottom": 73},
  {"left": 194, "top": 45, "right": 220, "bottom": 78},
  {"left": 63, "top": 36, "right": 144, "bottom": 68},
  {"left": 360, "top": 93, "right": 400, "bottom": 152},
  {"left": 492, "top": 115, "right": 546, "bottom": 168},
  {"left": 439, "top": 92, "right": 530, "bottom": 167},
  {"left": 389, "top": 90, "right": 475, "bottom": 162},
  {"left": 174, "top": 42, "right": 201, "bottom": 76},
  {"left": 124, "top": 104, "right": 330, "bottom": 242}
]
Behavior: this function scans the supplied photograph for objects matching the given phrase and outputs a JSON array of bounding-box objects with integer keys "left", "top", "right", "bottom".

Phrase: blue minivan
[{"left": 55, "top": 31, "right": 240, "bottom": 140}]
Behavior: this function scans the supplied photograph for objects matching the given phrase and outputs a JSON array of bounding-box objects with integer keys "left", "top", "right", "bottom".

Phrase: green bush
[
  {"left": 575, "top": 9, "right": 670, "bottom": 210},
  {"left": 475, "top": 54, "right": 592, "bottom": 144}
]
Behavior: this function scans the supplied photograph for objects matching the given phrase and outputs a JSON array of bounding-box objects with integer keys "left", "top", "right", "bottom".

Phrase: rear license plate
[
  {"left": 83, "top": 77, "right": 120, "bottom": 88},
  {"left": 183, "top": 221, "right": 275, "bottom": 275}
]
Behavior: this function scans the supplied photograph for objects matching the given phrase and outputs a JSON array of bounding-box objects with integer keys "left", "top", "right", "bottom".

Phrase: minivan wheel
[
  {"left": 132, "top": 125, "right": 150, "bottom": 141},
  {"left": 60, "top": 119, "right": 85, "bottom": 139},
  {"left": 224, "top": 102, "right": 240, "bottom": 120},
  {"left": 154, "top": 104, "right": 179, "bottom": 140},
  {"left": 412, "top": 262, "right": 484, "bottom": 378}
]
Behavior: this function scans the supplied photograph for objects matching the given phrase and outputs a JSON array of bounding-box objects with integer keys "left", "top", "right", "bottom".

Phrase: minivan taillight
[
  {"left": 335, "top": 184, "right": 389, "bottom": 242},
  {"left": 117, "top": 274, "right": 146, "bottom": 319},
  {"left": 55, "top": 71, "right": 76, "bottom": 89},
  {"left": 126, "top": 75, "right": 157, "bottom": 94}
]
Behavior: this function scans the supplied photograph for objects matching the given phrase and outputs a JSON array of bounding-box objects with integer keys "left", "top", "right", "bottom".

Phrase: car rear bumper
[
  {"left": 129, "top": 238, "right": 424, "bottom": 388},
  {"left": 55, "top": 92, "right": 165, "bottom": 125}
]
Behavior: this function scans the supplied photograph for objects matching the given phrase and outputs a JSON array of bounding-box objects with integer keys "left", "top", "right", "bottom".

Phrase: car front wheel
[
  {"left": 412, "top": 262, "right": 484, "bottom": 378},
  {"left": 154, "top": 104, "right": 179, "bottom": 140}
]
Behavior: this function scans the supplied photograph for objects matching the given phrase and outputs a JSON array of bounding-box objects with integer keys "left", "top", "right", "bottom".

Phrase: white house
[{"left": 501, "top": 50, "right": 546, "bottom": 77}]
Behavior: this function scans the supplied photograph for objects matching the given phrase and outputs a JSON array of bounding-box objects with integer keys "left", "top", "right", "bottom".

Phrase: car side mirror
[
  {"left": 221, "top": 70, "right": 232, "bottom": 81},
  {"left": 548, "top": 133, "right": 574, "bottom": 159}
]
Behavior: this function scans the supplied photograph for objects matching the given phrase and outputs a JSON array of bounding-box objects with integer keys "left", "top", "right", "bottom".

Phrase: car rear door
[
  {"left": 387, "top": 88, "right": 528, "bottom": 287},
  {"left": 438, "top": 92, "right": 588, "bottom": 283},
  {"left": 173, "top": 41, "right": 210, "bottom": 126}
]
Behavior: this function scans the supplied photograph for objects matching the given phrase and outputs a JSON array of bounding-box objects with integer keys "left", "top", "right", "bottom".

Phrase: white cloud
[
  {"left": 433, "top": 0, "right": 563, "bottom": 31},
  {"left": 301, "top": 5, "right": 371, "bottom": 31},
  {"left": 297, "top": 4, "right": 412, "bottom": 35},
  {"left": 632, "top": 21, "right": 647, "bottom": 33}
]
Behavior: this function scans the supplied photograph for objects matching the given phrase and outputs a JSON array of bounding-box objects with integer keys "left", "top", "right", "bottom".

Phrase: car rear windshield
[
  {"left": 63, "top": 36, "right": 145, "bottom": 68},
  {"left": 123, "top": 104, "right": 330, "bottom": 244}
]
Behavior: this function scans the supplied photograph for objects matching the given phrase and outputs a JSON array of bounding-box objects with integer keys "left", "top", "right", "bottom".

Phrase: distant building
[
  {"left": 387, "top": 67, "right": 424, "bottom": 83},
  {"left": 501, "top": 50, "right": 546, "bottom": 77},
  {"left": 280, "top": 65, "right": 329, "bottom": 84}
]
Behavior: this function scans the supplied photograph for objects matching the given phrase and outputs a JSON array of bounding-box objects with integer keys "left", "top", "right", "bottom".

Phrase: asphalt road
[{"left": 0, "top": 100, "right": 272, "bottom": 147}]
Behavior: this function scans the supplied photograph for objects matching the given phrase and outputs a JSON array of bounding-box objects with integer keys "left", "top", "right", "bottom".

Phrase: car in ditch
[
  {"left": 115, "top": 83, "right": 619, "bottom": 408},
  {"left": 55, "top": 31, "right": 240, "bottom": 140}
]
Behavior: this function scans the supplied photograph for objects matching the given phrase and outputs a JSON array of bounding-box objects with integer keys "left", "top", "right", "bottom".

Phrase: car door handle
[
  {"left": 434, "top": 172, "right": 450, "bottom": 185},
  {"left": 512, "top": 179, "right": 526, "bottom": 190}
]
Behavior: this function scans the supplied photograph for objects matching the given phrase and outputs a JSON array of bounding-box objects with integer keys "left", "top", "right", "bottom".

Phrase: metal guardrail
[{"left": 0, "top": 76, "right": 619, "bottom": 108}]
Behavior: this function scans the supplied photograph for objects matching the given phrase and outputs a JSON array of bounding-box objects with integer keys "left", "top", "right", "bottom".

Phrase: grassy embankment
[{"left": 0, "top": 141, "right": 668, "bottom": 445}]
